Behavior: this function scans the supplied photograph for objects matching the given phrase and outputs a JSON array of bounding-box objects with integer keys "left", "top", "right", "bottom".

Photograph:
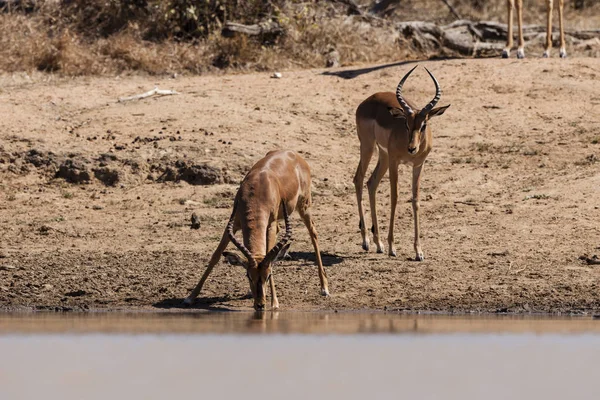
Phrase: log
[
  {"left": 221, "top": 20, "right": 284, "bottom": 39},
  {"left": 398, "top": 20, "right": 600, "bottom": 57}
]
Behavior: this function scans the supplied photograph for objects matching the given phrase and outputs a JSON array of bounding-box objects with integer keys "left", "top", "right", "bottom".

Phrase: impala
[
  {"left": 184, "top": 149, "right": 329, "bottom": 310},
  {"left": 353, "top": 65, "right": 449, "bottom": 261},
  {"left": 503, "top": 0, "right": 566, "bottom": 59}
]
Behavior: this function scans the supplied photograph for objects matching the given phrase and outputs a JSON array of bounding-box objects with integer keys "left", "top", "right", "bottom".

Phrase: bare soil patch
[{"left": 1, "top": 58, "right": 599, "bottom": 313}]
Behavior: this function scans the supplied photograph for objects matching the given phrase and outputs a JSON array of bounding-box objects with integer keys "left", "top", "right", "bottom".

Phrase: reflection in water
[{"left": 1, "top": 312, "right": 599, "bottom": 335}]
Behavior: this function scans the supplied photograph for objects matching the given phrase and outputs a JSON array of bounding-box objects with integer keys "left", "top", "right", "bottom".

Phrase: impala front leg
[
  {"left": 387, "top": 158, "right": 399, "bottom": 257},
  {"left": 269, "top": 275, "right": 279, "bottom": 310},
  {"left": 184, "top": 228, "right": 232, "bottom": 305},
  {"left": 412, "top": 164, "right": 424, "bottom": 261},
  {"left": 267, "top": 220, "right": 279, "bottom": 309}
]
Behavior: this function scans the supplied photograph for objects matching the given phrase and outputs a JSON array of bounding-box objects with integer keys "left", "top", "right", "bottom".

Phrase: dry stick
[
  {"left": 440, "top": 0, "right": 462, "bottom": 20},
  {"left": 454, "top": 201, "right": 479, "bottom": 206},
  {"left": 118, "top": 87, "right": 179, "bottom": 103},
  {"left": 585, "top": 257, "right": 600, "bottom": 265}
]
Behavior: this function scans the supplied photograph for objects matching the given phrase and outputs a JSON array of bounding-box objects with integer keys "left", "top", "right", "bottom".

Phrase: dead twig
[
  {"left": 439, "top": 0, "right": 462, "bottom": 20},
  {"left": 118, "top": 87, "right": 180, "bottom": 103},
  {"left": 579, "top": 255, "right": 600, "bottom": 265},
  {"left": 454, "top": 201, "right": 479, "bottom": 206}
]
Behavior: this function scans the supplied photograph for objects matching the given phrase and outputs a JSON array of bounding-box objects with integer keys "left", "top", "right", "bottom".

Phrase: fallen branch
[
  {"left": 398, "top": 20, "right": 600, "bottom": 57},
  {"left": 454, "top": 201, "right": 479, "bottom": 206},
  {"left": 222, "top": 20, "right": 284, "bottom": 38},
  {"left": 440, "top": 0, "right": 462, "bottom": 20},
  {"left": 118, "top": 87, "right": 179, "bottom": 103},
  {"left": 579, "top": 255, "right": 600, "bottom": 265}
]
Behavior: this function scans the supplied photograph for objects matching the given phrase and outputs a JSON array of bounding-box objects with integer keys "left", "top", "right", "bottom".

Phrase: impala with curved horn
[
  {"left": 184, "top": 149, "right": 329, "bottom": 310},
  {"left": 353, "top": 65, "right": 450, "bottom": 261}
]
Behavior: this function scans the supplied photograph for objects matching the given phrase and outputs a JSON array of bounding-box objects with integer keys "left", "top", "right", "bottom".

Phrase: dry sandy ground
[{"left": 0, "top": 58, "right": 599, "bottom": 314}]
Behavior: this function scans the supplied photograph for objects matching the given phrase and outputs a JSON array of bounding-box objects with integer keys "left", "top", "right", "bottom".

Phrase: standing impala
[
  {"left": 503, "top": 0, "right": 567, "bottom": 59},
  {"left": 353, "top": 65, "right": 449, "bottom": 261},
  {"left": 184, "top": 149, "right": 329, "bottom": 310}
]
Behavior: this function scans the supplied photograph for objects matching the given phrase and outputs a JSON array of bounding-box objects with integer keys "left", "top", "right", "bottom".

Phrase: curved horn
[
  {"left": 395, "top": 65, "right": 418, "bottom": 115},
  {"left": 262, "top": 202, "right": 292, "bottom": 265},
  {"left": 227, "top": 200, "right": 256, "bottom": 267},
  {"left": 420, "top": 67, "right": 442, "bottom": 116}
]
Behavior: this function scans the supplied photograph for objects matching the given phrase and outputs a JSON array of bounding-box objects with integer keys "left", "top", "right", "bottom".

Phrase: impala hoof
[
  {"left": 542, "top": 50, "right": 550, "bottom": 58},
  {"left": 321, "top": 288, "right": 330, "bottom": 297},
  {"left": 501, "top": 49, "right": 509, "bottom": 59},
  {"left": 362, "top": 241, "right": 370, "bottom": 252},
  {"left": 376, "top": 246, "right": 385, "bottom": 254},
  {"left": 559, "top": 49, "right": 567, "bottom": 58},
  {"left": 415, "top": 253, "right": 424, "bottom": 262},
  {"left": 389, "top": 249, "right": 397, "bottom": 257},
  {"left": 517, "top": 49, "right": 525, "bottom": 59}
]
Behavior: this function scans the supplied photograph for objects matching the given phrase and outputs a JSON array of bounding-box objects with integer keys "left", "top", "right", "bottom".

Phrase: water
[{"left": 1, "top": 312, "right": 599, "bottom": 400}]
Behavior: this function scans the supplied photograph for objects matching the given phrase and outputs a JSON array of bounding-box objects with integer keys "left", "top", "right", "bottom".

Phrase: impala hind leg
[
  {"left": 353, "top": 125, "right": 376, "bottom": 252},
  {"left": 299, "top": 208, "right": 329, "bottom": 296},
  {"left": 367, "top": 149, "right": 389, "bottom": 253},
  {"left": 558, "top": 0, "right": 567, "bottom": 58},
  {"left": 412, "top": 164, "right": 425, "bottom": 261},
  {"left": 184, "top": 227, "right": 233, "bottom": 305},
  {"left": 502, "top": 0, "right": 515, "bottom": 58},
  {"left": 543, "top": 0, "right": 554, "bottom": 57},
  {"left": 513, "top": 0, "right": 525, "bottom": 58}
]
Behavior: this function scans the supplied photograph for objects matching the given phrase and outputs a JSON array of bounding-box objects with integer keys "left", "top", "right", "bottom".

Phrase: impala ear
[
  {"left": 428, "top": 104, "right": 450, "bottom": 118},
  {"left": 387, "top": 107, "right": 406, "bottom": 119},
  {"left": 223, "top": 251, "right": 247, "bottom": 268}
]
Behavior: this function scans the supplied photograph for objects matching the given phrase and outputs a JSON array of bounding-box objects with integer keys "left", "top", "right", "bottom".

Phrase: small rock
[
  {"left": 0, "top": 265, "right": 16, "bottom": 271},
  {"left": 43, "top": 284, "right": 53, "bottom": 290},
  {"left": 39, "top": 225, "right": 52, "bottom": 235},
  {"left": 190, "top": 213, "right": 201, "bottom": 230},
  {"left": 271, "top": 72, "right": 282, "bottom": 79},
  {"left": 92, "top": 205, "right": 104, "bottom": 210}
]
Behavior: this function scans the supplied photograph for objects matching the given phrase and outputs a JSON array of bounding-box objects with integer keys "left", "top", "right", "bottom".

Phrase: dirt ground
[{"left": 0, "top": 58, "right": 599, "bottom": 314}]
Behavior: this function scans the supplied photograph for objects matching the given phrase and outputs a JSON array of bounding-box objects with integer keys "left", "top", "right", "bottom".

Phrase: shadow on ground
[
  {"left": 153, "top": 296, "right": 241, "bottom": 311},
  {"left": 288, "top": 251, "right": 345, "bottom": 266},
  {"left": 321, "top": 60, "right": 416, "bottom": 79}
]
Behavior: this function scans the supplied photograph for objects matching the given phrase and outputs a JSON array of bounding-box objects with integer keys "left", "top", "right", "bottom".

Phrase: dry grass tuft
[{"left": 0, "top": 0, "right": 597, "bottom": 76}]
